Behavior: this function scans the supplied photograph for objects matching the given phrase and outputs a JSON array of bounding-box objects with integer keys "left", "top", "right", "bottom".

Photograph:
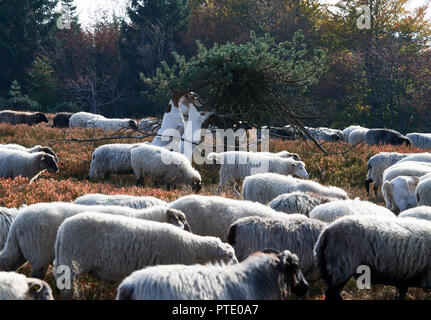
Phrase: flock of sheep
[{"left": 2, "top": 108, "right": 431, "bottom": 301}]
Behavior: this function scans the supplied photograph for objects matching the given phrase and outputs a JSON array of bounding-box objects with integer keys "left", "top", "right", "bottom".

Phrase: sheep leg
[
  {"left": 136, "top": 177, "right": 145, "bottom": 187},
  {"left": 166, "top": 183, "right": 171, "bottom": 191},
  {"left": 397, "top": 285, "right": 408, "bottom": 300},
  {"left": 373, "top": 184, "right": 379, "bottom": 197},
  {"left": 231, "top": 182, "right": 242, "bottom": 198},
  {"left": 324, "top": 282, "right": 347, "bottom": 301}
]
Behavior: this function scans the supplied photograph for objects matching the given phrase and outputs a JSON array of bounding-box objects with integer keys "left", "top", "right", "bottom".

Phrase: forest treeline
[{"left": 0, "top": 0, "right": 430, "bottom": 132}]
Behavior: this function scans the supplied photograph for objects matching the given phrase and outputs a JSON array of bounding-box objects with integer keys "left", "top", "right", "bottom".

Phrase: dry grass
[{"left": 0, "top": 121, "right": 428, "bottom": 300}]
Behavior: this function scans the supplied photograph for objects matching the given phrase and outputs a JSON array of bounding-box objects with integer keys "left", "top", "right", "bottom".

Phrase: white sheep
[
  {"left": 227, "top": 215, "right": 326, "bottom": 281},
  {"left": 85, "top": 117, "right": 138, "bottom": 131},
  {"left": 366, "top": 152, "right": 411, "bottom": 195},
  {"left": 398, "top": 206, "right": 431, "bottom": 221},
  {"left": 397, "top": 153, "right": 431, "bottom": 164},
  {"left": 314, "top": 215, "right": 431, "bottom": 300},
  {"left": 309, "top": 198, "right": 396, "bottom": 223},
  {"left": 406, "top": 133, "right": 431, "bottom": 150},
  {"left": 382, "top": 161, "right": 431, "bottom": 184},
  {"left": 0, "top": 272, "right": 53, "bottom": 300},
  {"left": 0, "top": 149, "right": 58, "bottom": 182},
  {"left": 54, "top": 212, "right": 237, "bottom": 299},
  {"left": 69, "top": 112, "right": 105, "bottom": 128},
  {"left": 0, "top": 202, "right": 190, "bottom": 279},
  {"left": 131, "top": 144, "right": 202, "bottom": 192},
  {"left": 347, "top": 128, "right": 369, "bottom": 144},
  {"left": 74, "top": 194, "right": 168, "bottom": 209},
  {"left": 0, "top": 144, "right": 58, "bottom": 161},
  {"left": 115, "top": 250, "right": 308, "bottom": 300},
  {"left": 242, "top": 173, "right": 348, "bottom": 204},
  {"left": 169, "top": 195, "right": 290, "bottom": 241},
  {"left": 0, "top": 208, "right": 18, "bottom": 250},
  {"left": 416, "top": 177, "right": 431, "bottom": 207},
  {"left": 342, "top": 125, "right": 366, "bottom": 141},
  {"left": 268, "top": 191, "right": 336, "bottom": 216},
  {"left": 381, "top": 176, "right": 420, "bottom": 213},
  {"left": 88, "top": 143, "right": 144, "bottom": 180},
  {"left": 207, "top": 151, "right": 308, "bottom": 197}
]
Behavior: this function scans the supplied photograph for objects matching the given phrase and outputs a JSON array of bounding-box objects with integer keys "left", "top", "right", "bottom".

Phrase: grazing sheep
[
  {"left": 52, "top": 112, "right": 73, "bottom": 129},
  {"left": 0, "top": 272, "right": 53, "bottom": 300},
  {"left": 54, "top": 212, "right": 237, "bottom": 299},
  {"left": 131, "top": 144, "right": 202, "bottom": 192},
  {"left": 68, "top": 111, "right": 105, "bottom": 128},
  {"left": 138, "top": 118, "right": 160, "bottom": 133},
  {"left": 0, "top": 149, "right": 58, "bottom": 182},
  {"left": 365, "top": 152, "right": 410, "bottom": 195},
  {"left": 268, "top": 191, "right": 336, "bottom": 216},
  {"left": 0, "top": 202, "right": 190, "bottom": 279},
  {"left": 364, "top": 129, "right": 411, "bottom": 146},
  {"left": 381, "top": 176, "right": 420, "bottom": 213},
  {"left": 0, "top": 144, "right": 58, "bottom": 161},
  {"left": 398, "top": 153, "right": 431, "bottom": 164},
  {"left": 406, "top": 133, "right": 431, "bottom": 150},
  {"left": 169, "top": 195, "right": 289, "bottom": 241},
  {"left": 307, "top": 127, "right": 343, "bottom": 142},
  {"left": 342, "top": 125, "right": 366, "bottom": 141},
  {"left": 347, "top": 128, "right": 369, "bottom": 144},
  {"left": 382, "top": 161, "right": 431, "bottom": 184},
  {"left": 74, "top": 194, "right": 168, "bottom": 209},
  {"left": 0, "top": 110, "right": 49, "bottom": 126},
  {"left": 314, "top": 215, "right": 431, "bottom": 300},
  {"left": 227, "top": 216, "right": 326, "bottom": 281},
  {"left": 398, "top": 206, "right": 431, "bottom": 221},
  {"left": 116, "top": 250, "right": 308, "bottom": 300},
  {"left": 86, "top": 118, "right": 138, "bottom": 131},
  {"left": 258, "top": 151, "right": 301, "bottom": 161},
  {"left": 88, "top": 143, "right": 143, "bottom": 180},
  {"left": 416, "top": 177, "right": 431, "bottom": 206},
  {"left": 0, "top": 208, "right": 18, "bottom": 251},
  {"left": 309, "top": 198, "right": 396, "bottom": 223},
  {"left": 207, "top": 151, "right": 308, "bottom": 197},
  {"left": 242, "top": 173, "right": 348, "bottom": 204}
]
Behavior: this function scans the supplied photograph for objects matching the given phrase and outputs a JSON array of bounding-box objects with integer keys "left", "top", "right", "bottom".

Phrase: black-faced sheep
[
  {"left": 227, "top": 215, "right": 326, "bottom": 281},
  {"left": 116, "top": 250, "right": 308, "bottom": 300},
  {"left": 54, "top": 212, "right": 237, "bottom": 299},
  {"left": 52, "top": 112, "right": 73, "bottom": 129},
  {"left": 0, "top": 272, "right": 53, "bottom": 300},
  {"left": 314, "top": 215, "right": 431, "bottom": 300},
  {"left": 0, "top": 110, "right": 49, "bottom": 126}
]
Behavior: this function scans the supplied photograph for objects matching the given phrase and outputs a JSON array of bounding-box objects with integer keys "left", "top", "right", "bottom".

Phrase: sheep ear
[
  {"left": 166, "top": 210, "right": 183, "bottom": 229},
  {"left": 28, "top": 281, "right": 42, "bottom": 293}
]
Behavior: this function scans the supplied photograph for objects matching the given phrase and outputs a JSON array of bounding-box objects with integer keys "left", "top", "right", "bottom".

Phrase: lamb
[
  {"left": 364, "top": 128, "right": 411, "bottom": 146},
  {"left": 382, "top": 161, "right": 431, "bottom": 184},
  {"left": 406, "top": 133, "right": 431, "bottom": 150},
  {"left": 0, "top": 110, "right": 49, "bottom": 126},
  {"left": 86, "top": 117, "right": 138, "bottom": 131},
  {"left": 74, "top": 194, "right": 168, "bottom": 209},
  {"left": 115, "top": 250, "right": 308, "bottom": 300},
  {"left": 0, "top": 208, "right": 18, "bottom": 250},
  {"left": 347, "top": 128, "right": 369, "bottom": 144},
  {"left": 88, "top": 143, "right": 144, "bottom": 180},
  {"left": 169, "top": 195, "right": 290, "bottom": 241},
  {"left": 0, "top": 202, "right": 190, "bottom": 279},
  {"left": 314, "top": 215, "right": 431, "bottom": 300},
  {"left": 309, "top": 198, "right": 396, "bottom": 223},
  {"left": 415, "top": 177, "right": 431, "bottom": 206},
  {"left": 0, "top": 143, "right": 58, "bottom": 161},
  {"left": 227, "top": 216, "right": 326, "bottom": 281},
  {"left": 381, "top": 176, "right": 420, "bottom": 213},
  {"left": 268, "top": 191, "right": 336, "bottom": 216},
  {"left": 398, "top": 153, "right": 431, "bottom": 164},
  {"left": 365, "top": 152, "right": 410, "bottom": 195},
  {"left": 0, "top": 149, "right": 58, "bottom": 181},
  {"left": 131, "top": 144, "right": 202, "bottom": 192},
  {"left": 398, "top": 206, "right": 431, "bottom": 221},
  {"left": 54, "top": 212, "right": 237, "bottom": 299},
  {"left": 0, "top": 272, "right": 53, "bottom": 300},
  {"left": 242, "top": 173, "right": 348, "bottom": 204},
  {"left": 52, "top": 112, "right": 73, "bottom": 129},
  {"left": 207, "top": 151, "right": 308, "bottom": 197},
  {"left": 68, "top": 112, "right": 104, "bottom": 128}
]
